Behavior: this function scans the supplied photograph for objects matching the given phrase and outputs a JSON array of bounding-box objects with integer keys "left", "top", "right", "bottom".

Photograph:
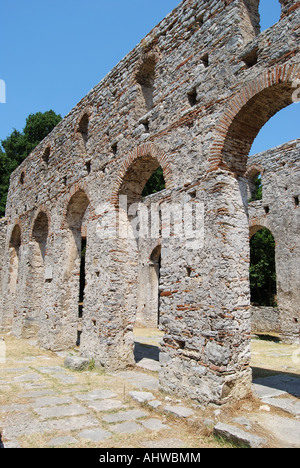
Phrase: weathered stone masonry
[
  {"left": 0, "top": 0, "right": 299, "bottom": 406},
  {"left": 247, "top": 139, "right": 300, "bottom": 342}
]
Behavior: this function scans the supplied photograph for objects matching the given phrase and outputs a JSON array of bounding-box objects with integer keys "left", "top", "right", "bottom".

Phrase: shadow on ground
[
  {"left": 134, "top": 342, "right": 160, "bottom": 364},
  {"left": 252, "top": 367, "right": 300, "bottom": 397}
]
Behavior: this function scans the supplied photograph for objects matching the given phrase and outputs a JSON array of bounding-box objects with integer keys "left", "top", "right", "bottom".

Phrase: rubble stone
[{"left": 0, "top": 0, "right": 299, "bottom": 406}]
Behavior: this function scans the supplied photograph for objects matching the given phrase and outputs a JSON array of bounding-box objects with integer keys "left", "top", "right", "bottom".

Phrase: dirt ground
[{"left": 0, "top": 329, "right": 299, "bottom": 448}]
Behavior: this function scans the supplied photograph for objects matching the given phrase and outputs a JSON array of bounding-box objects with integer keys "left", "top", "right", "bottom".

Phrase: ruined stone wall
[
  {"left": 0, "top": 0, "right": 299, "bottom": 405},
  {"left": 247, "top": 139, "right": 300, "bottom": 343},
  {"left": 251, "top": 306, "right": 281, "bottom": 336},
  {"left": 0, "top": 218, "right": 7, "bottom": 330}
]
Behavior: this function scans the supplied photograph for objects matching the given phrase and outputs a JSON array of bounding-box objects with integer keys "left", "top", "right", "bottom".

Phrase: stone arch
[
  {"left": 246, "top": 164, "right": 264, "bottom": 202},
  {"left": 243, "top": 0, "right": 297, "bottom": 36},
  {"left": 210, "top": 64, "right": 300, "bottom": 175},
  {"left": 8, "top": 223, "right": 21, "bottom": 294},
  {"left": 111, "top": 143, "right": 172, "bottom": 206},
  {"left": 42, "top": 145, "right": 51, "bottom": 166},
  {"left": 66, "top": 190, "right": 90, "bottom": 233},
  {"left": 110, "top": 144, "right": 170, "bottom": 365},
  {"left": 62, "top": 189, "right": 90, "bottom": 347},
  {"left": 31, "top": 210, "right": 49, "bottom": 259},
  {"left": 74, "top": 107, "right": 93, "bottom": 149},
  {"left": 61, "top": 183, "right": 93, "bottom": 231},
  {"left": 135, "top": 53, "right": 158, "bottom": 115},
  {"left": 250, "top": 223, "right": 268, "bottom": 238},
  {"left": 2, "top": 223, "right": 22, "bottom": 330},
  {"left": 23, "top": 211, "right": 49, "bottom": 338}
]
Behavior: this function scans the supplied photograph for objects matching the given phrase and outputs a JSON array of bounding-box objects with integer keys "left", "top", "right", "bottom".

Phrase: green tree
[
  {"left": 0, "top": 147, "right": 11, "bottom": 216},
  {"left": 250, "top": 228, "right": 277, "bottom": 307},
  {"left": 0, "top": 110, "right": 62, "bottom": 217},
  {"left": 142, "top": 166, "right": 165, "bottom": 197},
  {"left": 249, "top": 174, "right": 262, "bottom": 202},
  {"left": 253, "top": 174, "right": 262, "bottom": 201}
]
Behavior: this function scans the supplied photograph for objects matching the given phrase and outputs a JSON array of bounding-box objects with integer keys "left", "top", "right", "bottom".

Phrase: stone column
[
  {"left": 79, "top": 210, "right": 137, "bottom": 370},
  {"left": 159, "top": 170, "right": 252, "bottom": 405}
]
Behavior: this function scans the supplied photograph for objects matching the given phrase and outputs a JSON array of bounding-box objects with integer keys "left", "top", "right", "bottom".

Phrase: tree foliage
[
  {"left": 253, "top": 174, "right": 262, "bottom": 201},
  {"left": 250, "top": 228, "right": 277, "bottom": 307},
  {"left": 0, "top": 110, "right": 62, "bottom": 217},
  {"left": 142, "top": 166, "right": 165, "bottom": 197},
  {"left": 249, "top": 174, "right": 262, "bottom": 202}
]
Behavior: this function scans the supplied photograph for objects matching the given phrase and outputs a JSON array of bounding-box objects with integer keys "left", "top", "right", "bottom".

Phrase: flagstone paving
[{"left": 0, "top": 334, "right": 300, "bottom": 448}]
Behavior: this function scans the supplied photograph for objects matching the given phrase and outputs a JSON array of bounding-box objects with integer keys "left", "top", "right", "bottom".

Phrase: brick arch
[
  {"left": 249, "top": 222, "right": 272, "bottom": 239},
  {"left": 209, "top": 64, "right": 300, "bottom": 176},
  {"left": 111, "top": 143, "right": 173, "bottom": 206},
  {"left": 245, "top": 164, "right": 265, "bottom": 178}
]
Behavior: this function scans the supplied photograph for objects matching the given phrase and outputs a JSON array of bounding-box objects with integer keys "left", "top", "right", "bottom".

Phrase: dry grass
[
  {"left": 0, "top": 333, "right": 228, "bottom": 448},
  {"left": 251, "top": 335, "right": 300, "bottom": 379},
  {"left": 1, "top": 331, "right": 299, "bottom": 448}
]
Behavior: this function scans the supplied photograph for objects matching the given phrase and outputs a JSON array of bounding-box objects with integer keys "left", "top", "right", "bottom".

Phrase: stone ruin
[{"left": 0, "top": 0, "right": 299, "bottom": 406}]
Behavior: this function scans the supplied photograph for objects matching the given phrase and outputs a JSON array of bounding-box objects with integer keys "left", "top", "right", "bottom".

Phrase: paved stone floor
[{"left": 0, "top": 331, "right": 299, "bottom": 448}]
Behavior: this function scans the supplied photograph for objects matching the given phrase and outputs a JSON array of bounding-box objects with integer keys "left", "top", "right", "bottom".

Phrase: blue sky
[{"left": 0, "top": 0, "right": 298, "bottom": 155}]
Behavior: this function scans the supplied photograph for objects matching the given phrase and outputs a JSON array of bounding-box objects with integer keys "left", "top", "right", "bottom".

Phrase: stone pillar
[
  {"left": 79, "top": 211, "right": 136, "bottom": 370},
  {"left": 159, "top": 170, "right": 252, "bottom": 405}
]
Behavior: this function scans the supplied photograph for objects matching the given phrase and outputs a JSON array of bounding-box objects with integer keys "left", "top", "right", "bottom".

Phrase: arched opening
[
  {"left": 250, "top": 104, "right": 300, "bottom": 155},
  {"left": 142, "top": 167, "right": 165, "bottom": 197},
  {"left": 134, "top": 245, "right": 163, "bottom": 370},
  {"left": 215, "top": 72, "right": 299, "bottom": 393},
  {"left": 77, "top": 113, "right": 89, "bottom": 148},
  {"left": 42, "top": 146, "right": 51, "bottom": 166},
  {"left": 32, "top": 212, "right": 48, "bottom": 260},
  {"left": 222, "top": 81, "right": 295, "bottom": 176},
  {"left": 247, "top": 169, "right": 263, "bottom": 202},
  {"left": 5, "top": 225, "right": 22, "bottom": 331},
  {"left": 119, "top": 155, "right": 162, "bottom": 205},
  {"left": 8, "top": 225, "right": 21, "bottom": 296},
  {"left": 25, "top": 212, "right": 49, "bottom": 338},
  {"left": 242, "top": 0, "right": 282, "bottom": 36},
  {"left": 259, "top": 0, "right": 281, "bottom": 32},
  {"left": 64, "top": 190, "right": 89, "bottom": 347},
  {"left": 118, "top": 153, "right": 167, "bottom": 368},
  {"left": 136, "top": 56, "right": 156, "bottom": 117},
  {"left": 250, "top": 227, "right": 277, "bottom": 307}
]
